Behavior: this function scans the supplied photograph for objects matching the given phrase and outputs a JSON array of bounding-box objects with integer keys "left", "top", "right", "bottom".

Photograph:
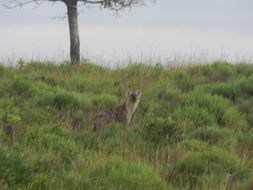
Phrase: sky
[{"left": 1, "top": 0, "right": 253, "bottom": 66}]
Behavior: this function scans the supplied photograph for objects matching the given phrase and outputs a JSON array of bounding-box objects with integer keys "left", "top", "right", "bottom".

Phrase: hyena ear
[
  {"left": 126, "top": 91, "right": 131, "bottom": 97},
  {"left": 136, "top": 90, "right": 141, "bottom": 97}
]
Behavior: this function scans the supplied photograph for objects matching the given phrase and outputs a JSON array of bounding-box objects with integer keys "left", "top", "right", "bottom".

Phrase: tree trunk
[{"left": 66, "top": 1, "right": 80, "bottom": 64}]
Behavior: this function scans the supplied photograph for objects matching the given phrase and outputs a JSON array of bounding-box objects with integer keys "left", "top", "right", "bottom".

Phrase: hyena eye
[
  {"left": 126, "top": 91, "right": 131, "bottom": 97},
  {"left": 136, "top": 90, "right": 141, "bottom": 97}
]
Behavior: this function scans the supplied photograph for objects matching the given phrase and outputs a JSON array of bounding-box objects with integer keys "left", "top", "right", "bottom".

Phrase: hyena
[{"left": 92, "top": 90, "right": 141, "bottom": 131}]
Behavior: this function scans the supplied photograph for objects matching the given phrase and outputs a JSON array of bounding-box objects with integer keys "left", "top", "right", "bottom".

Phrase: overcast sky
[{"left": 1, "top": 0, "right": 253, "bottom": 66}]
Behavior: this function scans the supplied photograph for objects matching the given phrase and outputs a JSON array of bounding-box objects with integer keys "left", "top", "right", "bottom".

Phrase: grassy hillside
[{"left": 0, "top": 61, "right": 253, "bottom": 190}]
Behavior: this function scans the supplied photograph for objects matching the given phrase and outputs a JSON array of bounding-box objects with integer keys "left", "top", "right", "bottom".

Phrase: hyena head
[{"left": 125, "top": 90, "right": 141, "bottom": 113}]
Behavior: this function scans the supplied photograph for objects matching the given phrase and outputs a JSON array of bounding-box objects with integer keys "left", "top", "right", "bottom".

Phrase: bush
[
  {"left": 171, "top": 70, "right": 199, "bottom": 92},
  {"left": 202, "top": 75, "right": 253, "bottom": 101},
  {"left": 189, "top": 127, "right": 233, "bottom": 147},
  {"left": 0, "top": 146, "right": 33, "bottom": 188},
  {"left": 173, "top": 105, "right": 216, "bottom": 129},
  {"left": 35, "top": 133, "right": 78, "bottom": 163},
  {"left": 92, "top": 94, "right": 119, "bottom": 108},
  {"left": 140, "top": 82, "right": 182, "bottom": 118},
  {"left": 52, "top": 90, "right": 92, "bottom": 110},
  {"left": 238, "top": 75, "right": 253, "bottom": 97},
  {"left": 36, "top": 89, "right": 93, "bottom": 111},
  {"left": 12, "top": 77, "right": 35, "bottom": 98},
  {"left": 20, "top": 126, "right": 78, "bottom": 163},
  {"left": 170, "top": 147, "right": 252, "bottom": 188},
  {"left": 234, "top": 63, "right": 253, "bottom": 77},
  {"left": 61, "top": 157, "right": 167, "bottom": 190},
  {"left": 200, "top": 82, "right": 238, "bottom": 100},
  {"left": 142, "top": 116, "right": 182, "bottom": 143},
  {"left": 0, "top": 98, "right": 21, "bottom": 126},
  {"left": 89, "top": 158, "right": 167, "bottom": 190},
  {"left": 0, "top": 146, "right": 55, "bottom": 190},
  {"left": 181, "top": 90, "right": 244, "bottom": 128},
  {"left": 179, "top": 139, "right": 208, "bottom": 152},
  {"left": 188, "top": 62, "right": 235, "bottom": 82}
]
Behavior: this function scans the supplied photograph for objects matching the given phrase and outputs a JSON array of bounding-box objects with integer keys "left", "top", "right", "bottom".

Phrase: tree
[{"left": 4, "top": 0, "right": 155, "bottom": 65}]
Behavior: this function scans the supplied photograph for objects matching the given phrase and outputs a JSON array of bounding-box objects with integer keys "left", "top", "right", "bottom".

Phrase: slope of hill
[{"left": 0, "top": 61, "right": 252, "bottom": 189}]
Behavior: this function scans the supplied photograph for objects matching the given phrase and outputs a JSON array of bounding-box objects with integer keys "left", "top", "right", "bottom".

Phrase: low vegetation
[{"left": 0, "top": 61, "right": 253, "bottom": 189}]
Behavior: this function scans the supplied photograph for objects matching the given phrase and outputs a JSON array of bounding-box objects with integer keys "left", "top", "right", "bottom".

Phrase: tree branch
[
  {"left": 3, "top": 0, "right": 155, "bottom": 10},
  {"left": 3, "top": 0, "right": 63, "bottom": 9},
  {"left": 78, "top": 0, "right": 104, "bottom": 4}
]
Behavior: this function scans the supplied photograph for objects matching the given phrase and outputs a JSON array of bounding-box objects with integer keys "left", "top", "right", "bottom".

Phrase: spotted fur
[{"left": 92, "top": 90, "right": 141, "bottom": 131}]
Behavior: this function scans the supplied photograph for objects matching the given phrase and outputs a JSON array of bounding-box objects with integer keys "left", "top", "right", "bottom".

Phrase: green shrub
[
  {"left": 189, "top": 127, "right": 233, "bottom": 147},
  {"left": 238, "top": 75, "right": 253, "bottom": 97},
  {"left": 0, "top": 146, "right": 33, "bottom": 188},
  {"left": 0, "top": 148, "right": 53, "bottom": 190},
  {"left": 171, "top": 70, "right": 197, "bottom": 92},
  {"left": 0, "top": 98, "right": 21, "bottom": 126},
  {"left": 143, "top": 116, "right": 182, "bottom": 143},
  {"left": 170, "top": 147, "right": 251, "bottom": 188},
  {"left": 181, "top": 90, "right": 244, "bottom": 127},
  {"left": 20, "top": 126, "right": 78, "bottom": 163},
  {"left": 52, "top": 90, "right": 91, "bottom": 110},
  {"left": 92, "top": 94, "right": 119, "bottom": 108},
  {"left": 200, "top": 82, "right": 238, "bottom": 100},
  {"left": 61, "top": 157, "right": 167, "bottom": 190},
  {"left": 235, "top": 63, "right": 253, "bottom": 77},
  {"left": 202, "top": 75, "right": 253, "bottom": 101},
  {"left": 173, "top": 105, "right": 216, "bottom": 129},
  {"left": 179, "top": 139, "right": 208, "bottom": 152},
  {"left": 140, "top": 82, "right": 182, "bottom": 118},
  {"left": 18, "top": 105, "right": 56, "bottom": 125},
  {"left": 12, "top": 77, "right": 35, "bottom": 98},
  {"left": 36, "top": 89, "right": 93, "bottom": 110},
  {"left": 35, "top": 133, "right": 78, "bottom": 162},
  {"left": 188, "top": 62, "right": 235, "bottom": 82},
  {"left": 89, "top": 158, "right": 167, "bottom": 190},
  {"left": 161, "top": 88, "right": 181, "bottom": 102}
]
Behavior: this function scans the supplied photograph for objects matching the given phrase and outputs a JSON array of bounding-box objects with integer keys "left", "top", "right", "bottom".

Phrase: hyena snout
[{"left": 131, "top": 94, "right": 137, "bottom": 102}]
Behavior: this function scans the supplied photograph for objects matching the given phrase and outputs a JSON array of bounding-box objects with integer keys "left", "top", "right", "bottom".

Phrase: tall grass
[{"left": 0, "top": 61, "right": 253, "bottom": 190}]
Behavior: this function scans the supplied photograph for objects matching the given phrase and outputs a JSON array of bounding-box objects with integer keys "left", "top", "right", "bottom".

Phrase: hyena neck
[{"left": 125, "top": 99, "right": 140, "bottom": 114}]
